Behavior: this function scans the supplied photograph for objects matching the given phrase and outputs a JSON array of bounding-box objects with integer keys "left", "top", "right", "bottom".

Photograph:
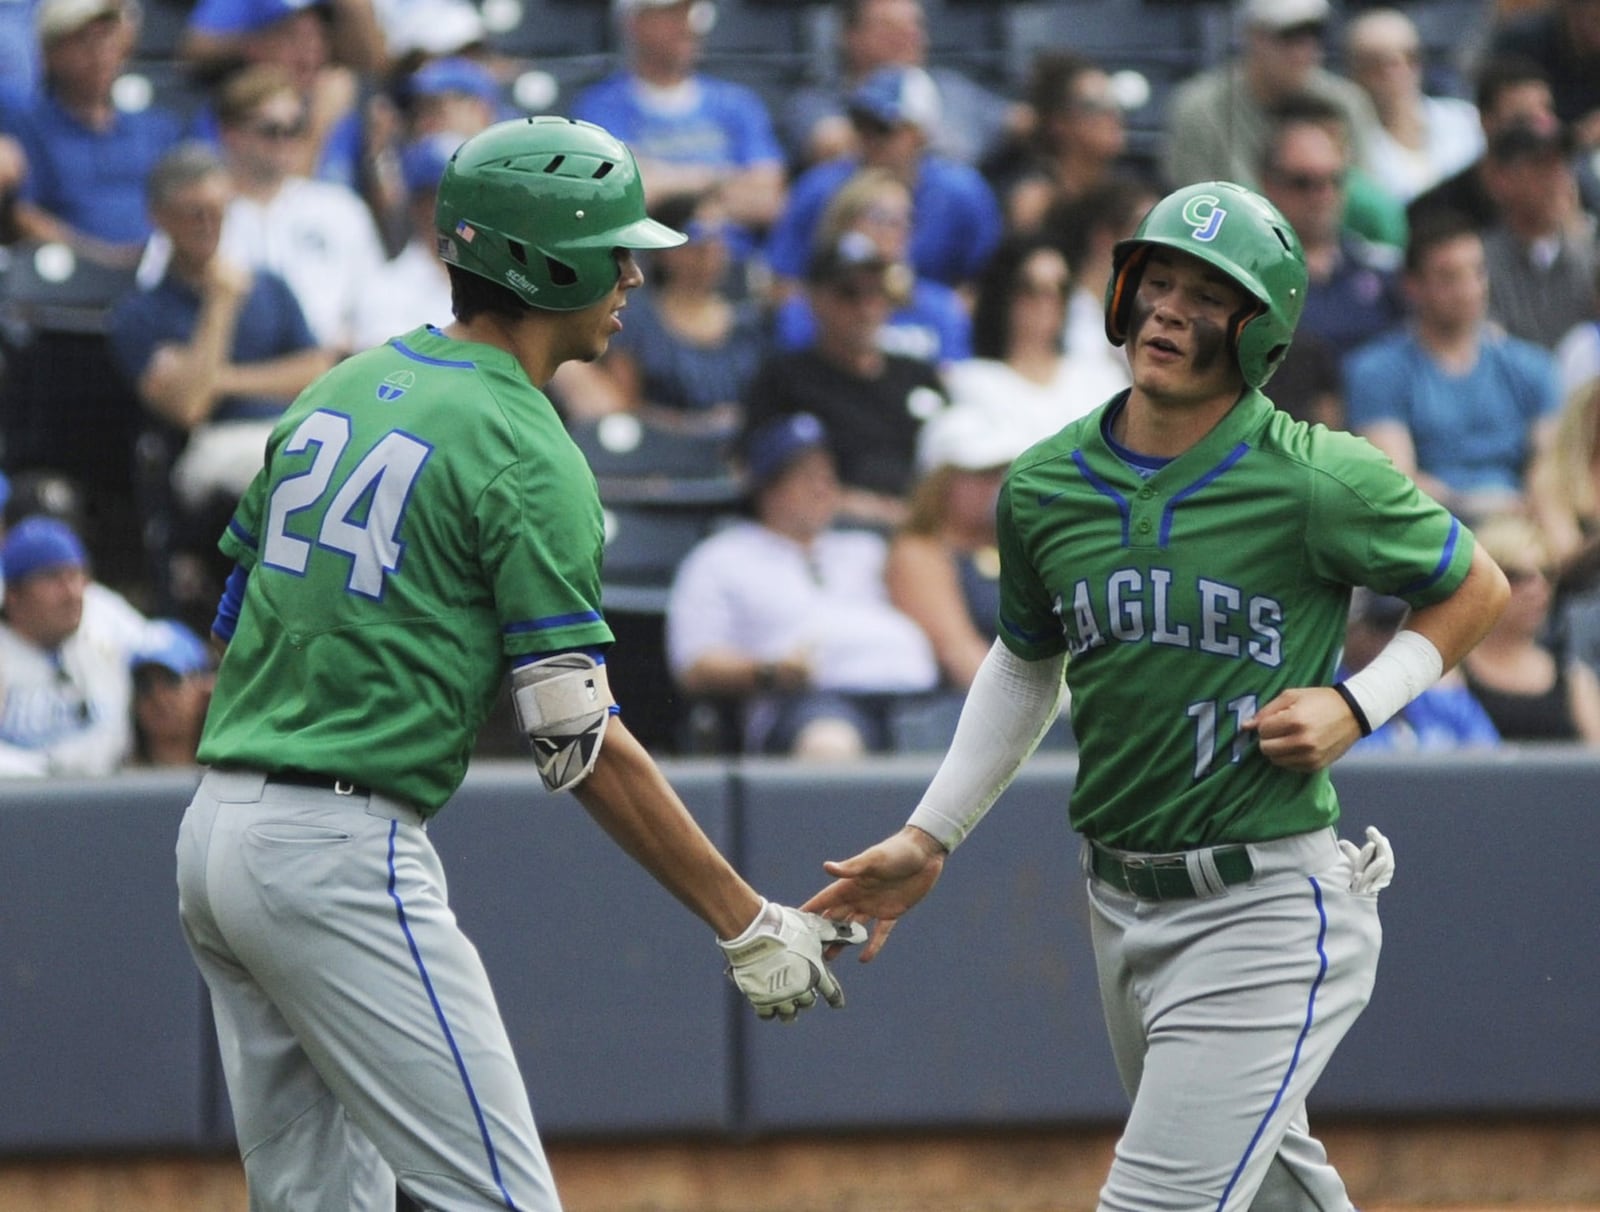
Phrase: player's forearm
[
  {"left": 573, "top": 717, "right": 762, "bottom": 938},
  {"left": 1405, "top": 543, "right": 1511, "bottom": 672}
]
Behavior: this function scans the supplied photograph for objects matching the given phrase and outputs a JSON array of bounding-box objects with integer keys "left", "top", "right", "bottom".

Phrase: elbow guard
[{"left": 512, "top": 652, "right": 615, "bottom": 792}]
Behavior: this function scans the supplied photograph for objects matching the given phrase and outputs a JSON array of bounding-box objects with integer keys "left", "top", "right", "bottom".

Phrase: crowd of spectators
[{"left": 4, "top": 0, "right": 1600, "bottom": 768}]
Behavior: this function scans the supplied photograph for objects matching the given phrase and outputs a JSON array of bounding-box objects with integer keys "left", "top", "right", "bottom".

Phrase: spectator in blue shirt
[
  {"left": 1343, "top": 210, "right": 1561, "bottom": 524},
  {"left": 1342, "top": 590, "right": 1501, "bottom": 754},
  {"left": 771, "top": 166, "right": 970, "bottom": 367},
  {"left": 571, "top": 0, "right": 786, "bottom": 233},
  {"left": 6, "top": 0, "right": 182, "bottom": 266},
  {"left": 767, "top": 65, "right": 1002, "bottom": 294}
]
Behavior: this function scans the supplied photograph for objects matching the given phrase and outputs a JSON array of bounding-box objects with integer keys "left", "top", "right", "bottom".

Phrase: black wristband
[{"left": 1332, "top": 681, "right": 1373, "bottom": 737}]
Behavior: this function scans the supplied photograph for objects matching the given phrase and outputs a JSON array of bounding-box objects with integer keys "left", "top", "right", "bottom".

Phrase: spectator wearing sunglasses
[
  {"left": 1259, "top": 103, "right": 1404, "bottom": 366},
  {"left": 210, "top": 62, "right": 386, "bottom": 353},
  {"left": 766, "top": 66, "right": 1002, "bottom": 297},
  {"left": 740, "top": 231, "right": 949, "bottom": 530}
]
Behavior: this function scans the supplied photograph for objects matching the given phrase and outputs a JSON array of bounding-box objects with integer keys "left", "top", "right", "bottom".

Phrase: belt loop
[
  {"left": 333, "top": 779, "right": 356, "bottom": 796},
  {"left": 1188, "top": 848, "right": 1226, "bottom": 897}
]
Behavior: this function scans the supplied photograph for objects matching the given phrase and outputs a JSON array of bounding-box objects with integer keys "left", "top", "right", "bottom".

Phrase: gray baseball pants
[
  {"left": 1086, "top": 827, "right": 1382, "bottom": 1212},
  {"left": 176, "top": 768, "right": 562, "bottom": 1212}
]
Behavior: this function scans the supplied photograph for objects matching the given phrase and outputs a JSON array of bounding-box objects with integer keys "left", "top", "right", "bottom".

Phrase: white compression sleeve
[
  {"left": 1336, "top": 629, "right": 1444, "bottom": 735},
  {"left": 905, "top": 639, "right": 1067, "bottom": 853}
]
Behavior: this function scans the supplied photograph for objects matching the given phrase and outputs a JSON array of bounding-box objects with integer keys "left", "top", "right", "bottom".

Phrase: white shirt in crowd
[
  {"left": 1361, "top": 95, "right": 1484, "bottom": 203},
  {"left": 352, "top": 240, "right": 453, "bottom": 352},
  {"left": 0, "top": 584, "right": 152, "bottom": 778},
  {"left": 942, "top": 350, "right": 1129, "bottom": 450},
  {"left": 221, "top": 176, "right": 388, "bottom": 351},
  {"left": 666, "top": 521, "right": 938, "bottom": 694}
]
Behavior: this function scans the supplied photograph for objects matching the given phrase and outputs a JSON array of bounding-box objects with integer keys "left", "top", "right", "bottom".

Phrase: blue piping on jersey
[
  {"left": 504, "top": 609, "right": 605, "bottom": 635},
  {"left": 392, "top": 338, "right": 476, "bottom": 370},
  {"left": 1161, "top": 442, "right": 1251, "bottom": 547},
  {"left": 1072, "top": 451, "right": 1131, "bottom": 546},
  {"left": 1394, "top": 517, "right": 1461, "bottom": 597},
  {"left": 1000, "top": 615, "right": 1057, "bottom": 646},
  {"left": 1215, "top": 877, "right": 1329, "bottom": 1212},
  {"left": 386, "top": 822, "right": 521, "bottom": 1211},
  {"left": 227, "top": 517, "right": 259, "bottom": 550}
]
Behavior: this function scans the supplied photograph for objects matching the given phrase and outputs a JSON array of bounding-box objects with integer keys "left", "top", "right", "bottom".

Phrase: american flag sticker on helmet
[{"left": 455, "top": 220, "right": 476, "bottom": 243}]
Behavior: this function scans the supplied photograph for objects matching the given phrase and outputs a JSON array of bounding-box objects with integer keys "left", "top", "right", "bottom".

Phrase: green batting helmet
[
  {"left": 434, "top": 116, "right": 686, "bottom": 312},
  {"left": 1104, "top": 180, "right": 1307, "bottom": 388}
]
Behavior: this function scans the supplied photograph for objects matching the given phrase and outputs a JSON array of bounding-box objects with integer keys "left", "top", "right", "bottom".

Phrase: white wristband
[{"left": 1337, "top": 629, "right": 1444, "bottom": 735}]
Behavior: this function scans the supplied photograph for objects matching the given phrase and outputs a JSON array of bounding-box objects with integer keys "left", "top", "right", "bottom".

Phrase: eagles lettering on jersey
[
  {"left": 996, "top": 390, "right": 1476, "bottom": 851},
  {"left": 1057, "top": 569, "right": 1283, "bottom": 666}
]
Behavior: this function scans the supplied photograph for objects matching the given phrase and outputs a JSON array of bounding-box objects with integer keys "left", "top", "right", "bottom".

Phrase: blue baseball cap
[
  {"left": 400, "top": 132, "right": 463, "bottom": 195},
  {"left": 1, "top": 515, "right": 87, "bottom": 583},
  {"left": 847, "top": 66, "right": 941, "bottom": 134},
  {"left": 187, "top": 0, "right": 322, "bottom": 35},
  {"left": 406, "top": 56, "right": 501, "bottom": 103},
  {"left": 132, "top": 619, "right": 213, "bottom": 678},
  {"left": 743, "top": 412, "right": 829, "bottom": 490}
]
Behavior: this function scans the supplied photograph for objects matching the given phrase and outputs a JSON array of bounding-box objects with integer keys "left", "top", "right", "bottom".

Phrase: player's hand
[
  {"left": 1242, "top": 686, "right": 1363, "bottom": 772},
  {"left": 1338, "top": 825, "right": 1395, "bottom": 894},
  {"left": 718, "top": 900, "right": 866, "bottom": 1023},
  {"left": 801, "top": 825, "right": 946, "bottom": 963}
]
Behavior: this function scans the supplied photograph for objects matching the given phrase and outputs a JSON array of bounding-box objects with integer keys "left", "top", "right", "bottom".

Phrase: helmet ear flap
[{"left": 1105, "top": 244, "right": 1150, "bottom": 347}]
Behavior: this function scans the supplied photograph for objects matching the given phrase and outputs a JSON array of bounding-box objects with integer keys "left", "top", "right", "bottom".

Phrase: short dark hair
[
  {"left": 1473, "top": 54, "right": 1549, "bottom": 117},
  {"left": 146, "top": 141, "right": 227, "bottom": 209},
  {"left": 447, "top": 264, "right": 536, "bottom": 323},
  {"left": 1403, "top": 209, "right": 1480, "bottom": 275},
  {"left": 1026, "top": 49, "right": 1101, "bottom": 121}
]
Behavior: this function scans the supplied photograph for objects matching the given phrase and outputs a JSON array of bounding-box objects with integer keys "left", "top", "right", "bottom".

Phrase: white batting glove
[
  {"left": 718, "top": 900, "right": 867, "bottom": 1023},
  {"left": 1338, "top": 825, "right": 1395, "bottom": 894}
]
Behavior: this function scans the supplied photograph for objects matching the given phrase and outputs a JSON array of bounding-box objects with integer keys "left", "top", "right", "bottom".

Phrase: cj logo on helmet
[{"left": 1181, "top": 194, "right": 1227, "bottom": 243}]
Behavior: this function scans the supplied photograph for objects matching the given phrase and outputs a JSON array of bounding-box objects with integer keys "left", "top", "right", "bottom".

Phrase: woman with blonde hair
[
  {"left": 772, "top": 166, "right": 970, "bottom": 366},
  {"left": 1528, "top": 377, "right": 1600, "bottom": 568},
  {"left": 1460, "top": 511, "right": 1600, "bottom": 743},
  {"left": 885, "top": 405, "right": 1032, "bottom": 691}
]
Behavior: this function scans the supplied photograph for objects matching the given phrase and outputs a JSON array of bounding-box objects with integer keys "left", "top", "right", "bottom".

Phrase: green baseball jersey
[
  {"left": 998, "top": 389, "right": 1474, "bottom": 851},
  {"left": 197, "top": 325, "right": 614, "bottom": 814}
]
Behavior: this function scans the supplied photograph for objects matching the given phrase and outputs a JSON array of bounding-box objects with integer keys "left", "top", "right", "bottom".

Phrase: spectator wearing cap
[
  {"left": 571, "top": 0, "right": 787, "bottom": 234},
  {"left": 351, "top": 130, "right": 460, "bottom": 347},
  {"left": 107, "top": 141, "right": 333, "bottom": 613},
  {"left": 665, "top": 411, "right": 938, "bottom": 758},
  {"left": 552, "top": 188, "right": 768, "bottom": 433},
  {"left": 0, "top": 515, "right": 155, "bottom": 778},
  {"left": 1341, "top": 590, "right": 1501, "bottom": 753},
  {"left": 2, "top": 0, "right": 183, "bottom": 267},
  {"left": 741, "top": 230, "right": 949, "bottom": 530},
  {"left": 886, "top": 403, "right": 1032, "bottom": 693},
  {"left": 179, "top": 0, "right": 382, "bottom": 190},
  {"left": 207, "top": 63, "right": 387, "bottom": 353},
  {"left": 1479, "top": 118, "right": 1597, "bottom": 350},
  {"left": 778, "top": 0, "right": 1023, "bottom": 172},
  {"left": 128, "top": 617, "right": 215, "bottom": 766},
  {"left": 1162, "top": 0, "right": 1380, "bottom": 194},
  {"left": 765, "top": 64, "right": 1003, "bottom": 294},
  {"left": 942, "top": 232, "right": 1128, "bottom": 451},
  {"left": 770, "top": 165, "right": 971, "bottom": 367},
  {"left": 379, "top": 0, "right": 486, "bottom": 76}
]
